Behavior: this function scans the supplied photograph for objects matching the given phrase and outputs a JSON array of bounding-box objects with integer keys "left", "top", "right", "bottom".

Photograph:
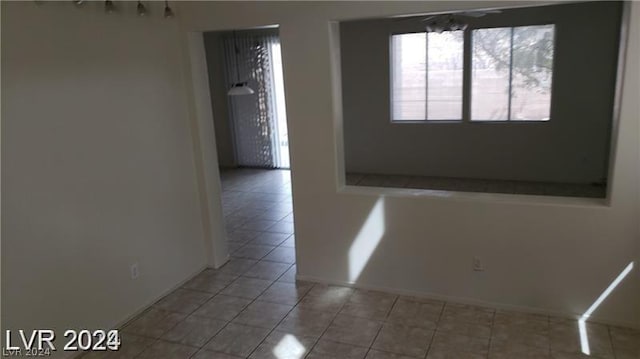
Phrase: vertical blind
[{"left": 223, "top": 30, "right": 280, "bottom": 168}]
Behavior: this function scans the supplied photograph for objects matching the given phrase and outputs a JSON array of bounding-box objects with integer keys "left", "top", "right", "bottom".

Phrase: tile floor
[
  {"left": 89, "top": 169, "right": 637, "bottom": 358},
  {"left": 346, "top": 173, "right": 606, "bottom": 199}
]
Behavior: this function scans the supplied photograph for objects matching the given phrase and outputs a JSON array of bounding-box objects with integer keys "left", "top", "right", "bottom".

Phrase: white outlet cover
[
  {"left": 473, "top": 257, "right": 484, "bottom": 271},
  {"left": 130, "top": 264, "right": 139, "bottom": 279}
]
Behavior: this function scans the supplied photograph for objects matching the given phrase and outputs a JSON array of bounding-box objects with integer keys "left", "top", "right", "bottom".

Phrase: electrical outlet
[
  {"left": 473, "top": 257, "right": 484, "bottom": 271},
  {"left": 130, "top": 263, "right": 139, "bottom": 279}
]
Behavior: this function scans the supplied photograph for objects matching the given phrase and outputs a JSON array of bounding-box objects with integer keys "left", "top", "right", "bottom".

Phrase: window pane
[
  {"left": 471, "top": 28, "right": 511, "bottom": 121},
  {"left": 391, "top": 33, "right": 426, "bottom": 121},
  {"left": 427, "top": 31, "right": 463, "bottom": 120},
  {"left": 511, "top": 25, "right": 554, "bottom": 121}
]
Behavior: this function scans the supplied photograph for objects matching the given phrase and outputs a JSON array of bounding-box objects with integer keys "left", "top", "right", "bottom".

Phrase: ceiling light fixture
[
  {"left": 163, "top": 1, "right": 174, "bottom": 19},
  {"left": 104, "top": 0, "right": 116, "bottom": 13},
  {"left": 228, "top": 31, "right": 255, "bottom": 96},
  {"left": 424, "top": 14, "right": 469, "bottom": 33},
  {"left": 421, "top": 10, "right": 500, "bottom": 33},
  {"left": 136, "top": 1, "right": 146, "bottom": 16}
]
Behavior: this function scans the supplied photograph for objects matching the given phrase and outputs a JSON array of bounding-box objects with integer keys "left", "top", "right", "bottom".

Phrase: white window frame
[{"left": 389, "top": 23, "right": 556, "bottom": 124}]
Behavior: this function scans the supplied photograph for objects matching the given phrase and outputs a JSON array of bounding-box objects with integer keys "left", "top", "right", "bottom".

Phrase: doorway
[{"left": 201, "top": 27, "right": 296, "bottom": 275}]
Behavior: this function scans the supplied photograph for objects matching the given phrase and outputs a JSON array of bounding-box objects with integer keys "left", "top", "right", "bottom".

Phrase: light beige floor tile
[
  {"left": 220, "top": 277, "right": 273, "bottom": 300},
  {"left": 263, "top": 246, "right": 296, "bottom": 264},
  {"left": 549, "top": 321, "right": 613, "bottom": 359},
  {"left": 489, "top": 339, "right": 551, "bottom": 359},
  {"left": 277, "top": 265, "right": 297, "bottom": 283},
  {"left": 250, "top": 232, "right": 291, "bottom": 246},
  {"left": 340, "top": 290, "right": 397, "bottom": 321},
  {"left": 613, "top": 347, "right": 640, "bottom": 359},
  {"left": 426, "top": 347, "right": 486, "bottom": 359},
  {"left": 297, "top": 292, "right": 348, "bottom": 314},
  {"left": 429, "top": 331, "right": 489, "bottom": 356},
  {"left": 194, "top": 294, "right": 252, "bottom": 321},
  {"left": 204, "top": 323, "right": 271, "bottom": 357},
  {"left": 136, "top": 340, "right": 198, "bottom": 359},
  {"left": 372, "top": 323, "right": 433, "bottom": 358},
  {"left": 244, "top": 260, "right": 291, "bottom": 280},
  {"left": 249, "top": 330, "right": 317, "bottom": 359},
  {"left": 191, "top": 349, "right": 244, "bottom": 358},
  {"left": 276, "top": 307, "right": 336, "bottom": 338},
  {"left": 307, "top": 339, "right": 369, "bottom": 359},
  {"left": 437, "top": 316, "right": 491, "bottom": 339},
  {"left": 440, "top": 303, "right": 495, "bottom": 326},
  {"left": 322, "top": 314, "right": 382, "bottom": 347},
  {"left": 307, "top": 284, "right": 354, "bottom": 299},
  {"left": 491, "top": 322, "right": 549, "bottom": 348},
  {"left": 161, "top": 315, "right": 226, "bottom": 347},
  {"left": 549, "top": 350, "right": 611, "bottom": 359},
  {"left": 227, "top": 230, "right": 261, "bottom": 245},
  {"left": 122, "top": 308, "right": 186, "bottom": 338},
  {"left": 494, "top": 309, "right": 549, "bottom": 331},
  {"left": 80, "top": 333, "right": 155, "bottom": 358},
  {"left": 233, "top": 244, "right": 276, "bottom": 260},
  {"left": 232, "top": 300, "right": 294, "bottom": 329},
  {"left": 297, "top": 284, "right": 354, "bottom": 313},
  {"left": 266, "top": 219, "right": 294, "bottom": 234},
  {"left": 609, "top": 326, "right": 640, "bottom": 353},
  {"left": 258, "top": 281, "right": 313, "bottom": 305},
  {"left": 182, "top": 271, "right": 238, "bottom": 294},
  {"left": 610, "top": 326, "right": 639, "bottom": 358},
  {"left": 387, "top": 297, "right": 443, "bottom": 329},
  {"left": 241, "top": 219, "right": 279, "bottom": 231},
  {"left": 153, "top": 288, "right": 213, "bottom": 314},
  {"left": 365, "top": 349, "right": 418, "bottom": 359},
  {"left": 280, "top": 235, "right": 295, "bottom": 247},
  {"left": 228, "top": 242, "right": 245, "bottom": 254},
  {"left": 217, "top": 258, "right": 258, "bottom": 276}
]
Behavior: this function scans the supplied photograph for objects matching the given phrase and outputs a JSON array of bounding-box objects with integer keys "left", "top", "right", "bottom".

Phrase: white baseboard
[{"left": 296, "top": 274, "right": 639, "bottom": 330}]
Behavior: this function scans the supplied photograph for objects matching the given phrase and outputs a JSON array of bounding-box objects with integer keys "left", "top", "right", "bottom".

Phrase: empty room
[{"left": 2, "top": 1, "right": 639, "bottom": 359}]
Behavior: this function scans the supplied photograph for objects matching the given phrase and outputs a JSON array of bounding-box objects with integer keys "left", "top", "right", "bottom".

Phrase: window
[
  {"left": 472, "top": 25, "right": 554, "bottom": 121},
  {"left": 390, "top": 25, "right": 554, "bottom": 122},
  {"left": 391, "top": 31, "right": 463, "bottom": 121}
]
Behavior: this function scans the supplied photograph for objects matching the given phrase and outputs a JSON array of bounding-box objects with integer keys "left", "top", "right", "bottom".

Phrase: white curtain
[{"left": 223, "top": 29, "right": 280, "bottom": 168}]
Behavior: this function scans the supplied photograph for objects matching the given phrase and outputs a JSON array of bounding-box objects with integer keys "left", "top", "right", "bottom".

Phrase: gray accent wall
[{"left": 341, "top": 1, "right": 623, "bottom": 184}]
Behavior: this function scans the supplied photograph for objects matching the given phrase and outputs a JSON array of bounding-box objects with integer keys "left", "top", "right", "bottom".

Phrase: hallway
[{"left": 220, "top": 168, "right": 296, "bottom": 281}]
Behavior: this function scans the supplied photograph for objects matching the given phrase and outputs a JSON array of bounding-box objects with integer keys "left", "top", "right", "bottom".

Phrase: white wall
[
  {"left": 340, "top": 1, "right": 622, "bottom": 184},
  {"left": 1, "top": 2, "right": 212, "bottom": 355},
  {"left": 180, "top": 1, "right": 640, "bottom": 328}
]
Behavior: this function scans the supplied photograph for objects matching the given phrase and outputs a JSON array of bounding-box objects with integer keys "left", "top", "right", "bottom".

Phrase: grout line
[
  {"left": 362, "top": 295, "right": 400, "bottom": 358},
  {"left": 301, "top": 285, "right": 357, "bottom": 358},
  {"left": 243, "top": 271, "right": 313, "bottom": 358},
  {"left": 485, "top": 307, "right": 497, "bottom": 359},
  {"left": 423, "top": 299, "right": 448, "bottom": 359},
  {"left": 185, "top": 264, "right": 290, "bottom": 358}
]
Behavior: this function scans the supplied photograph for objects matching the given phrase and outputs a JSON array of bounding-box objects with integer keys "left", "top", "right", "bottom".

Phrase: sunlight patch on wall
[
  {"left": 579, "top": 262, "right": 634, "bottom": 355},
  {"left": 348, "top": 198, "right": 386, "bottom": 281}
]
